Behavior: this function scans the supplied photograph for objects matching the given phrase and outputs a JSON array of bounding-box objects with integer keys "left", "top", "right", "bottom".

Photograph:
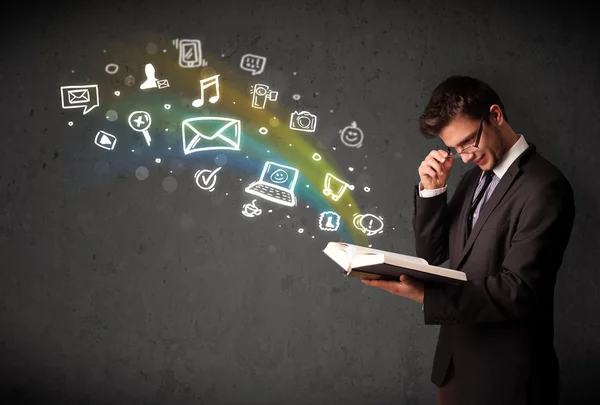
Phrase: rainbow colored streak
[{"left": 102, "top": 40, "right": 370, "bottom": 245}]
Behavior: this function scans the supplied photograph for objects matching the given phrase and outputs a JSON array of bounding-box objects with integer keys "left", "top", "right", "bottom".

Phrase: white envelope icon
[
  {"left": 68, "top": 89, "right": 90, "bottom": 104},
  {"left": 157, "top": 79, "right": 169, "bottom": 89},
  {"left": 182, "top": 117, "right": 241, "bottom": 154}
]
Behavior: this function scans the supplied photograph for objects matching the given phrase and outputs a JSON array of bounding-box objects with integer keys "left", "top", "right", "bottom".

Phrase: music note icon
[{"left": 192, "top": 74, "right": 220, "bottom": 107}]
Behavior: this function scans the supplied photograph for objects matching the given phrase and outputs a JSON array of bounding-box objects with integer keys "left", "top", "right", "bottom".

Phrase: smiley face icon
[
  {"left": 270, "top": 169, "right": 289, "bottom": 184},
  {"left": 340, "top": 121, "right": 364, "bottom": 148}
]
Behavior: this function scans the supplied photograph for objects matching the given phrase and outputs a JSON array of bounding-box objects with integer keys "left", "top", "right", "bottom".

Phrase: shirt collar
[{"left": 487, "top": 134, "right": 529, "bottom": 180}]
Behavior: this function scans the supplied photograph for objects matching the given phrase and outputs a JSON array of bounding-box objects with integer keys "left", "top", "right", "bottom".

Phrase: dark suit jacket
[{"left": 412, "top": 144, "right": 575, "bottom": 405}]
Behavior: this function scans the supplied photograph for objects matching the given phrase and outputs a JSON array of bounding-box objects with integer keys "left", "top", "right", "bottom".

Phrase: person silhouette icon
[{"left": 140, "top": 63, "right": 157, "bottom": 89}]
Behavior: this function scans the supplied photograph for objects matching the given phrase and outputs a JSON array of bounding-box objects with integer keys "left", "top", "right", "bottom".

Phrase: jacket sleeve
[
  {"left": 423, "top": 178, "right": 575, "bottom": 325},
  {"left": 413, "top": 174, "right": 468, "bottom": 266},
  {"left": 412, "top": 184, "right": 449, "bottom": 266}
]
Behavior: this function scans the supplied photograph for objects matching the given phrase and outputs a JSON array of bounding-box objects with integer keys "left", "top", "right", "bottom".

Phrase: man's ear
[{"left": 489, "top": 104, "right": 504, "bottom": 126}]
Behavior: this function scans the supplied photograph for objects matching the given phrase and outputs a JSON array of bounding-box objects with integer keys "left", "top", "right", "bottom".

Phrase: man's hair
[{"left": 418, "top": 75, "right": 508, "bottom": 138}]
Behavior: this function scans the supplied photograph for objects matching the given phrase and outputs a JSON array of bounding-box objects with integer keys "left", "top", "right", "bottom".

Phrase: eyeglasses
[{"left": 446, "top": 116, "right": 484, "bottom": 157}]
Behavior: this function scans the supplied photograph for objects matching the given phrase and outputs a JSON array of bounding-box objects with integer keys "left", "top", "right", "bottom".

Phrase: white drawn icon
[
  {"left": 340, "top": 121, "right": 364, "bottom": 148},
  {"left": 240, "top": 53, "right": 267, "bottom": 75},
  {"left": 140, "top": 64, "right": 157, "bottom": 89},
  {"left": 323, "top": 173, "right": 354, "bottom": 201},
  {"left": 319, "top": 211, "right": 341, "bottom": 231},
  {"left": 194, "top": 167, "right": 222, "bottom": 192},
  {"left": 289, "top": 111, "right": 317, "bottom": 132},
  {"left": 128, "top": 111, "right": 152, "bottom": 146},
  {"left": 94, "top": 130, "right": 117, "bottom": 150},
  {"left": 139, "top": 63, "right": 169, "bottom": 90},
  {"left": 105, "top": 64, "right": 119, "bottom": 74},
  {"left": 242, "top": 199, "right": 263, "bottom": 217},
  {"left": 60, "top": 84, "right": 99, "bottom": 115},
  {"left": 182, "top": 117, "right": 241, "bottom": 154},
  {"left": 353, "top": 213, "right": 384, "bottom": 236},
  {"left": 250, "top": 84, "right": 278, "bottom": 109},
  {"left": 173, "top": 38, "right": 207, "bottom": 68},
  {"left": 245, "top": 161, "right": 299, "bottom": 207},
  {"left": 192, "top": 74, "right": 220, "bottom": 107}
]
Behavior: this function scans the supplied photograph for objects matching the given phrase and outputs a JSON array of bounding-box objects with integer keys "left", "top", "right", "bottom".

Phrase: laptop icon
[{"left": 245, "top": 161, "right": 299, "bottom": 207}]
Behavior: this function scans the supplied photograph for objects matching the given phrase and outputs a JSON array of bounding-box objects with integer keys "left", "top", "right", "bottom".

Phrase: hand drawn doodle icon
[
  {"left": 319, "top": 211, "right": 341, "bottom": 231},
  {"left": 240, "top": 53, "right": 267, "bottom": 75},
  {"left": 242, "top": 199, "right": 263, "bottom": 218},
  {"left": 139, "top": 63, "right": 169, "bottom": 90},
  {"left": 289, "top": 111, "right": 317, "bottom": 132},
  {"left": 94, "top": 130, "right": 117, "bottom": 150},
  {"left": 340, "top": 121, "right": 364, "bottom": 148},
  {"left": 323, "top": 173, "right": 354, "bottom": 201},
  {"left": 250, "top": 84, "right": 278, "bottom": 109},
  {"left": 245, "top": 161, "right": 299, "bottom": 207},
  {"left": 128, "top": 111, "right": 152, "bottom": 146},
  {"left": 192, "top": 74, "right": 220, "bottom": 107},
  {"left": 194, "top": 167, "right": 222, "bottom": 192},
  {"left": 181, "top": 117, "right": 241, "bottom": 154},
  {"left": 353, "top": 213, "right": 384, "bottom": 236},
  {"left": 173, "top": 38, "right": 207, "bottom": 68},
  {"left": 60, "top": 84, "right": 99, "bottom": 115}
]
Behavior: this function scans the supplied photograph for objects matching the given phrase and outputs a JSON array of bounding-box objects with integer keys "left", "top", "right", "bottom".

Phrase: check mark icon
[{"left": 200, "top": 167, "right": 222, "bottom": 186}]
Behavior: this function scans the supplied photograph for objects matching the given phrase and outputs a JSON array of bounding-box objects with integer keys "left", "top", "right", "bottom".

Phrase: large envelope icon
[
  {"left": 182, "top": 117, "right": 241, "bottom": 155},
  {"left": 68, "top": 89, "right": 90, "bottom": 104}
]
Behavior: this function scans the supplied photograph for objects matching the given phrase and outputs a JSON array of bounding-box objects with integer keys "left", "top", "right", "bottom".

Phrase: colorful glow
[{"left": 101, "top": 41, "right": 369, "bottom": 244}]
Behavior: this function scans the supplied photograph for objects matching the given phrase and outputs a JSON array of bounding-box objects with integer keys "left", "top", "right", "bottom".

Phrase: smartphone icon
[{"left": 175, "top": 39, "right": 202, "bottom": 68}]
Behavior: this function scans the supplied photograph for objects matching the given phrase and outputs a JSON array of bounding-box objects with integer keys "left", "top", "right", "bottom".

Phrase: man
[{"left": 362, "top": 75, "right": 575, "bottom": 405}]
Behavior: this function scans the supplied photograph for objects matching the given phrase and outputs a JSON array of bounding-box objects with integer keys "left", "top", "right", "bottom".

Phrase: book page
[
  {"left": 356, "top": 246, "right": 428, "bottom": 265},
  {"left": 351, "top": 253, "right": 384, "bottom": 268},
  {"left": 323, "top": 242, "right": 351, "bottom": 274}
]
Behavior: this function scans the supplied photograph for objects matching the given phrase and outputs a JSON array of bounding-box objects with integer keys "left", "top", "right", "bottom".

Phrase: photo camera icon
[{"left": 289, "top": 111, "right": 317, "bottom": 132}]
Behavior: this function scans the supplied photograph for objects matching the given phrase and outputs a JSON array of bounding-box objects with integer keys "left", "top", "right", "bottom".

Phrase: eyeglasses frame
[{"left": 446, "top": 116, "right": 484, "bottom": 157}]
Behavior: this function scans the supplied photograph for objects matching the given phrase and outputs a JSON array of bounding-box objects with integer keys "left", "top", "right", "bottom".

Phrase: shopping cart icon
[{"left": 323, "top": 173, "right": 354, "bottom": 201}]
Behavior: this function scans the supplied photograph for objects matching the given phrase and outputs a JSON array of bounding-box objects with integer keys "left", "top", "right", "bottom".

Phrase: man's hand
[
  {"left": 418, "top": 149, "right": 454, "bottom": 190},
  {"left": 362, "top": 275, "right": 425, "bottom": 304}
]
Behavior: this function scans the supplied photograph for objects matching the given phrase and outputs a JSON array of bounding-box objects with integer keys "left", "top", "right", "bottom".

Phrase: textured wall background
[{"left": 1, "top": 0, "right": 598, "bottom": 403}]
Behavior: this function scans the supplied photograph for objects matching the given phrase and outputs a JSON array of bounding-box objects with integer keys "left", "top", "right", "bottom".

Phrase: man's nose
[{"left": 462, "top": 153, "right": 476, "bottom": 163}]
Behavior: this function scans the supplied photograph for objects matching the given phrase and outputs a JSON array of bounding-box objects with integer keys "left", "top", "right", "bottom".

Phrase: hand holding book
[
  {"left": 323, "top": 242, "right": 466, "bottom": 284},
  {"left": 362, "top": 274, "right": 425, "bottom": 303}
]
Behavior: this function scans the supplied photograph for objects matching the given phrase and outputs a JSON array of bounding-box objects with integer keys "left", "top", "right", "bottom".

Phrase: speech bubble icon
[
  {"left": 240, "top": 53, "right": 267, "bottom": 75},
  {"left": 60, "top": 84, "right": 99, "bottom": 115},
  {"left": 352, "top": 213, "right": 384, "bottom": 236}
]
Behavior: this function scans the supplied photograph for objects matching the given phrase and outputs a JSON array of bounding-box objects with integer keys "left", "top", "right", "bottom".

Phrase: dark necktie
[{"left": 467, "top": 170, "right": 494, "bottom": 236}]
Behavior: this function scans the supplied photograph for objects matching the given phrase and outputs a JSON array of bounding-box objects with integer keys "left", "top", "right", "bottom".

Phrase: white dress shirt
[{"left": 418, "top": 134, "right": 530, "bottom": 198}]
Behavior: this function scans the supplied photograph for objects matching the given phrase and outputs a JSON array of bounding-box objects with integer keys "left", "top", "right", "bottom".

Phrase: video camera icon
[{"left": 250, "top": 84, "right": 278, "bottom": 109}]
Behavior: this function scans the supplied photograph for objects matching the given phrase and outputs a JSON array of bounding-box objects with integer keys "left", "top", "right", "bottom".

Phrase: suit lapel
[{"left": 455, "top": 144, "right": 537, "bottom": 269}]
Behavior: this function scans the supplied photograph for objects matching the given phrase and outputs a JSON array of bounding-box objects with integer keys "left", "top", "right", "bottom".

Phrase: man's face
[{"left": 439, "top": 113, "right": 506, "bottom": 171}]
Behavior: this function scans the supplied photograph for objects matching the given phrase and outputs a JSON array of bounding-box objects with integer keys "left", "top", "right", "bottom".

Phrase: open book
[{"left": 323, "top": 242, "right": 467, "bottom": 283}]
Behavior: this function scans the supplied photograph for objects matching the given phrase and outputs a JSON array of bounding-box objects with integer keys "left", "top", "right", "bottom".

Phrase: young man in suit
[{"left": 362, "top": 76, "right": 575, "bottom": 405}]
